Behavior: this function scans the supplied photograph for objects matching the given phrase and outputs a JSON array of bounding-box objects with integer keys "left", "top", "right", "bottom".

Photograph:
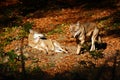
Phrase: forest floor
[{"left": 2, "top": 4, "right": 120, "bottom": 80}]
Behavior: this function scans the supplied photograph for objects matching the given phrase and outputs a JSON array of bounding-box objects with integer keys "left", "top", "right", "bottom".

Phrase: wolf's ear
[
  {"left": 76, "top": 21, "right": 80, "bottom": 26},
  {"left": 29, "top": 29, "right": 34, "bottom": 33}
]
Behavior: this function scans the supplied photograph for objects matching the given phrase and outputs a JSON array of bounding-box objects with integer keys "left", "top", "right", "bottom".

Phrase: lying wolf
[
  {"left": 69, "top": 22, "right": 101, "bottom": 54},
  {"left": 28, "top": 29, "right": 68, "bottom": 54}
]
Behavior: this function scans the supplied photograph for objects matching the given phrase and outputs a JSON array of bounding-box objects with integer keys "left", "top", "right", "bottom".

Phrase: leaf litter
[{"left": 2, "top": 6, "right": 120, "bottom": 79}]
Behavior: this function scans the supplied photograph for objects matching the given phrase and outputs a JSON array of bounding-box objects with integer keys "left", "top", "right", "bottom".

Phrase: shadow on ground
[{"left": 0, "top": 50, "right": 120, "bottom": 80}]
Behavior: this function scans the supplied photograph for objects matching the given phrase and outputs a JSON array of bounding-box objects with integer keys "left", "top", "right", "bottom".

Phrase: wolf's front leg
[
  {"left": 44, "top": 46, "right": 49, "bottom": 54},
  {"left": 39, "top": 47, "right": 48, "bottom": 54},
  {"left": 90, "top": 41, "right": 95, "bottom": 51},
  {"left": 76, "top": 36, "right": 85, "bottom": 54},
  {"left": 90, "top": 28, "right": 99, "bottom": 51},
  {"left": 76, "top": 44, "right": 81, "bottom": 54},
  {"left": 53, "top": 41, "right": 68, "bottom": 53},
  {"left": 90, "top": 35, "right": 96, "bottom": 51}
]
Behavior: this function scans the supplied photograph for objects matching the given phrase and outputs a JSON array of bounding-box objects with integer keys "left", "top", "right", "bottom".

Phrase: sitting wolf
[
  {"left": 28, "top": 29, "right": 68, "bottom": 54},
  {"left": 69, "top": 22, "right": 101, "bottom": 54}
]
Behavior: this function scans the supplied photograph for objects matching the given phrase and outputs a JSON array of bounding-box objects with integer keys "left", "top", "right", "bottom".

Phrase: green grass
[
  {"left": 0, "top": 21, "right": 33, "bottom": 64},
  {"left": 89, "top": 50, "right": 103, "bottom": 59}
]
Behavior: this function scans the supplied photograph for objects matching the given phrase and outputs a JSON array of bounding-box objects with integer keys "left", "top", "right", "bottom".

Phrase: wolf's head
[
  {"left": 69, "top": 22, "right": 81, "bottom": 38},
  {"left": 29, "top": 29, "right": 46, "bottom": 43}
]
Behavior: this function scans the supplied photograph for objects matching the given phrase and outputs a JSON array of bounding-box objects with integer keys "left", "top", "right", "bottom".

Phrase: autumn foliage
[{"left": 0, "top": 0, "right": 120, "bottom": 80}]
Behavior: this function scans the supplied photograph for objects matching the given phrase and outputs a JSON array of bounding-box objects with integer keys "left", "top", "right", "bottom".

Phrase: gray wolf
[
  {"left": 69, "top": 22, "right": 101, "bottom": 54},
  {"left": 28, "top": 29, "right": 68, "bottom": 54}
]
